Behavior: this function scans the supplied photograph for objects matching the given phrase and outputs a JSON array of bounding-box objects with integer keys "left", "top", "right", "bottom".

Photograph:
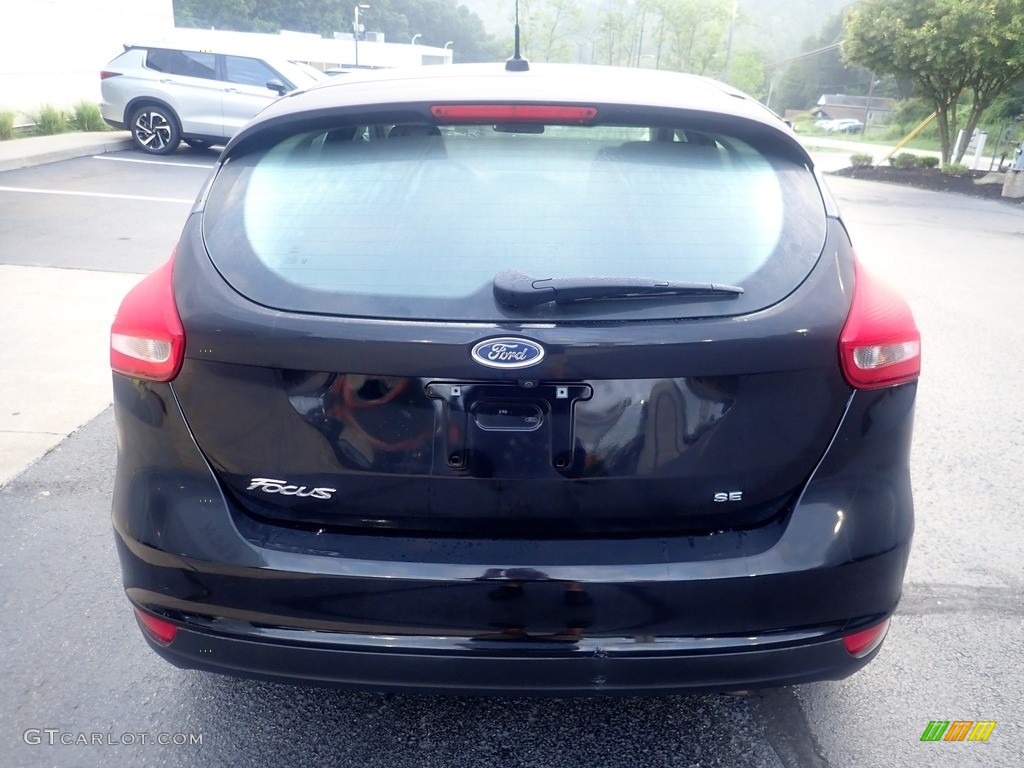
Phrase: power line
[{"left": 764, "top": 41, "right": 844, "bottom": 70}]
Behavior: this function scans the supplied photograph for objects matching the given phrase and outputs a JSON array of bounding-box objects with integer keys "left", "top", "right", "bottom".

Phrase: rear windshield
[{"left": 202, "top": 118, "right": 826, "bottom": 321}]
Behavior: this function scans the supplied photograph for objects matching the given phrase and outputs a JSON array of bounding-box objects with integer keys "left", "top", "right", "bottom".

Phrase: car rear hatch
[{"left": 168, "top": 89, "right": 856, "bottom": 537}]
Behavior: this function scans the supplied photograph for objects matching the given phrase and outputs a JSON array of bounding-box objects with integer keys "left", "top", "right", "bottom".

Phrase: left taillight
[
  {"left": 110, "top": 255, "right": 185, "bottom": 382},
  {"left": 134, "top": 608, "right": 178, "bottom": 645}
]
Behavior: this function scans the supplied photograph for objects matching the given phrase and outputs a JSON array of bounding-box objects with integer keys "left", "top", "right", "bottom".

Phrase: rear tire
[{"left": 129, "top": 105, "right": 181, "bottom": 155}]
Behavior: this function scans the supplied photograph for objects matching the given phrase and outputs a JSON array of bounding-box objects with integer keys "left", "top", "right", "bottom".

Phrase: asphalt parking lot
[
  {"left": 0, "top": 139, "right": 1022, "bottom": 768},
  {"left": 0, "top": 140, "right": 212, "bottom": 485}
]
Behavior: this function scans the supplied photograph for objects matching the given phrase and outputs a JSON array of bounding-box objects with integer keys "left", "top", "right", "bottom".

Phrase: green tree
[
  {"left": 520, "top": 0, "right": 586, "bottom": 63},
  {"left": 387, "top": 1, "right": 504, "bottom": 61},
  {"left": 729, "top": 48, "right": 766, "bottom": 101},
  {"left": 646, "top": 0, "right": 734, "bottom": 76},
  {"left": 844, "top": 0, "right": 1024, "bottom": 163},
  {"left": 174, "top": 0, "right": 278, "bottom": 32},
  {"left": 586, "top": 0, "right": 738, "bottom": 74},
  {"left": 772, "top": 13, "right": 870, "bottom": 115}
]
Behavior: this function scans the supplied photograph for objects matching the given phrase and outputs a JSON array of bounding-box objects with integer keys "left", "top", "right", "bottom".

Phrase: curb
[{"left": 0, "top": 131, "right": 133, "bottom": 173}]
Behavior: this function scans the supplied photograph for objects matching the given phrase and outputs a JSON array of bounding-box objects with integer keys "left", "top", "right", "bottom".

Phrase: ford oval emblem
[{"left": 471, "top": 337, "right": 545, "bottom": 369}]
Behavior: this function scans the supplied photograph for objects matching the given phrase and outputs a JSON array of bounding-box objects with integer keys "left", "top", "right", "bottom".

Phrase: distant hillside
[
  {"left": 738, "top": 0, "right": 849, "bottom": 61},
  {"left": 458, "top": 0, "right": 851, "bottom": 62},
  {"left": 458, "top": 0, "right": 510, "bottom": 35}
]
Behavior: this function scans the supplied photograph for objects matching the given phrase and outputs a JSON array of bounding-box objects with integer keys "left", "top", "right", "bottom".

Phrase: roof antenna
[{"left": 505, "top": 0, "right": 529, "bottom": 71}]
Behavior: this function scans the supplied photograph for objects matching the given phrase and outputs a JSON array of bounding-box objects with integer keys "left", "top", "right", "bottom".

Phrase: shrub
[
  {"left": 33, "top": 104, "right": 69, "bottom": 135},
  {"left": 71, "top": 100, "right": 106, "bottom": 132},
  {"left": 850, "top": 153, "right": 874, "bottom": 168},
  {"left": 890, "top": 153, "right": 919, "bottom": 170},
  {"left": 916, "top": 156, "right": 940, "bottom": 169},
  {"left": 0, "top": 109, "right": 14, "bottom": 140},
  {"left": 941, "top": 163, "right": 969, "bottom": 177}
]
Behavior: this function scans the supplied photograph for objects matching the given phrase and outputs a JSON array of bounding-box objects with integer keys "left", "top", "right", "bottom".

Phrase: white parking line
[
  {"left": 0, "top": 185, "right": 192, "bottom": 204},
  {"left": 92, "top": 154, "right": 214, "bottom": 170}
]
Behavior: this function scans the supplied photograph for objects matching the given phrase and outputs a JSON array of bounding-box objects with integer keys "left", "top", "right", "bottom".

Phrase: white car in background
[
  {"left": 814, "top": 118, "right": 864, "bottom": 134},
  {"left": 100, "top": 43, "right": 324, "bottom": 155},
  {"left": 826, "top": 118, "right": 864, "bottom": 134}
]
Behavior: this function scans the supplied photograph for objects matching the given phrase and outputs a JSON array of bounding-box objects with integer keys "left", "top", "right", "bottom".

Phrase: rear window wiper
[{"left": 493, "top": 270, "right": 744, "bottom": 308}]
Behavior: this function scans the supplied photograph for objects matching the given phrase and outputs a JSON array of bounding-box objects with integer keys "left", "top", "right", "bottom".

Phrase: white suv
[{"left": 100, "top": 44, "right": 324, "bottom": 155}]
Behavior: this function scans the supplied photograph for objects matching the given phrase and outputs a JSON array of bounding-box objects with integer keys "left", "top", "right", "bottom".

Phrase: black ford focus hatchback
[{"left": 110, "top": 62, "right": 920, "bottom": 694}]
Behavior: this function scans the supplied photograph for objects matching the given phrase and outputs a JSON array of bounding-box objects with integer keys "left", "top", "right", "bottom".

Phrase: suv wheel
[{"left": 130, "top": 105, "right": 181, "bottom": 155}]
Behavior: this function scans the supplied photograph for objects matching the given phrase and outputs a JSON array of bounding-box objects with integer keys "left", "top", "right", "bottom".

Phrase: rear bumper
[
  {"left": 111, "top": 376, "right": 915, "bottom": 694},
  {"left": 132, "top": 609, "right": 883, "bottom": 695},
  {"left": 114, "top": 512, "right": 908, "bottom": 694}
]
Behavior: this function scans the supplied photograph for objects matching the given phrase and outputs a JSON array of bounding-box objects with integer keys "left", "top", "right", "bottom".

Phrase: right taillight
[
  {"left": 99, "top": 70, "right": 122, "bottom": 80},
  {"left": 839, "top": 262, "right": 921, "bottom": 389},
  {"left": 110, "top": 255, "right": 185, "bottom": 382},
  {"left": 842, "top": 617, "right": 890, "bottom": 658}
]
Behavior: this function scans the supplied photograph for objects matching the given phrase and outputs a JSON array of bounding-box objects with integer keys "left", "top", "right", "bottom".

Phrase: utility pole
[
  {"left": 353, "top": 4, "right": 370, "bottom": 67},
  {"left": 863, "top": 74, "right": 876, "bottom": 130},
  {"left": 723, "top": 0, "right": 738, "bottom": 83}
]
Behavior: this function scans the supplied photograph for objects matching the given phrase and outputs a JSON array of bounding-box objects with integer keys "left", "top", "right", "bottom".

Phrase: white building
[
  {"left": 152, "top": 27, "right": 453, "bottom": 73},
  {"left": 0, "top": 0, "right": 451, "bottom": 121},
  {"left": 0, "top": 0, "right": 174, "bottom": 117}
]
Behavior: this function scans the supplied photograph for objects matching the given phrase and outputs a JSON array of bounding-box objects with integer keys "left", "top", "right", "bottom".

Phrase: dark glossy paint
[
  {"left": 111, "top": 64, "right": 916, "bottom": 693},
  {"left": 112, "top": 371, "right": 913, "bottom": 692},
  {"left": 110, "top": 217, "right": 916, "bottom": 692},
  {"left": 167, "top": 215, "right": 854, "bottom": 536}
]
